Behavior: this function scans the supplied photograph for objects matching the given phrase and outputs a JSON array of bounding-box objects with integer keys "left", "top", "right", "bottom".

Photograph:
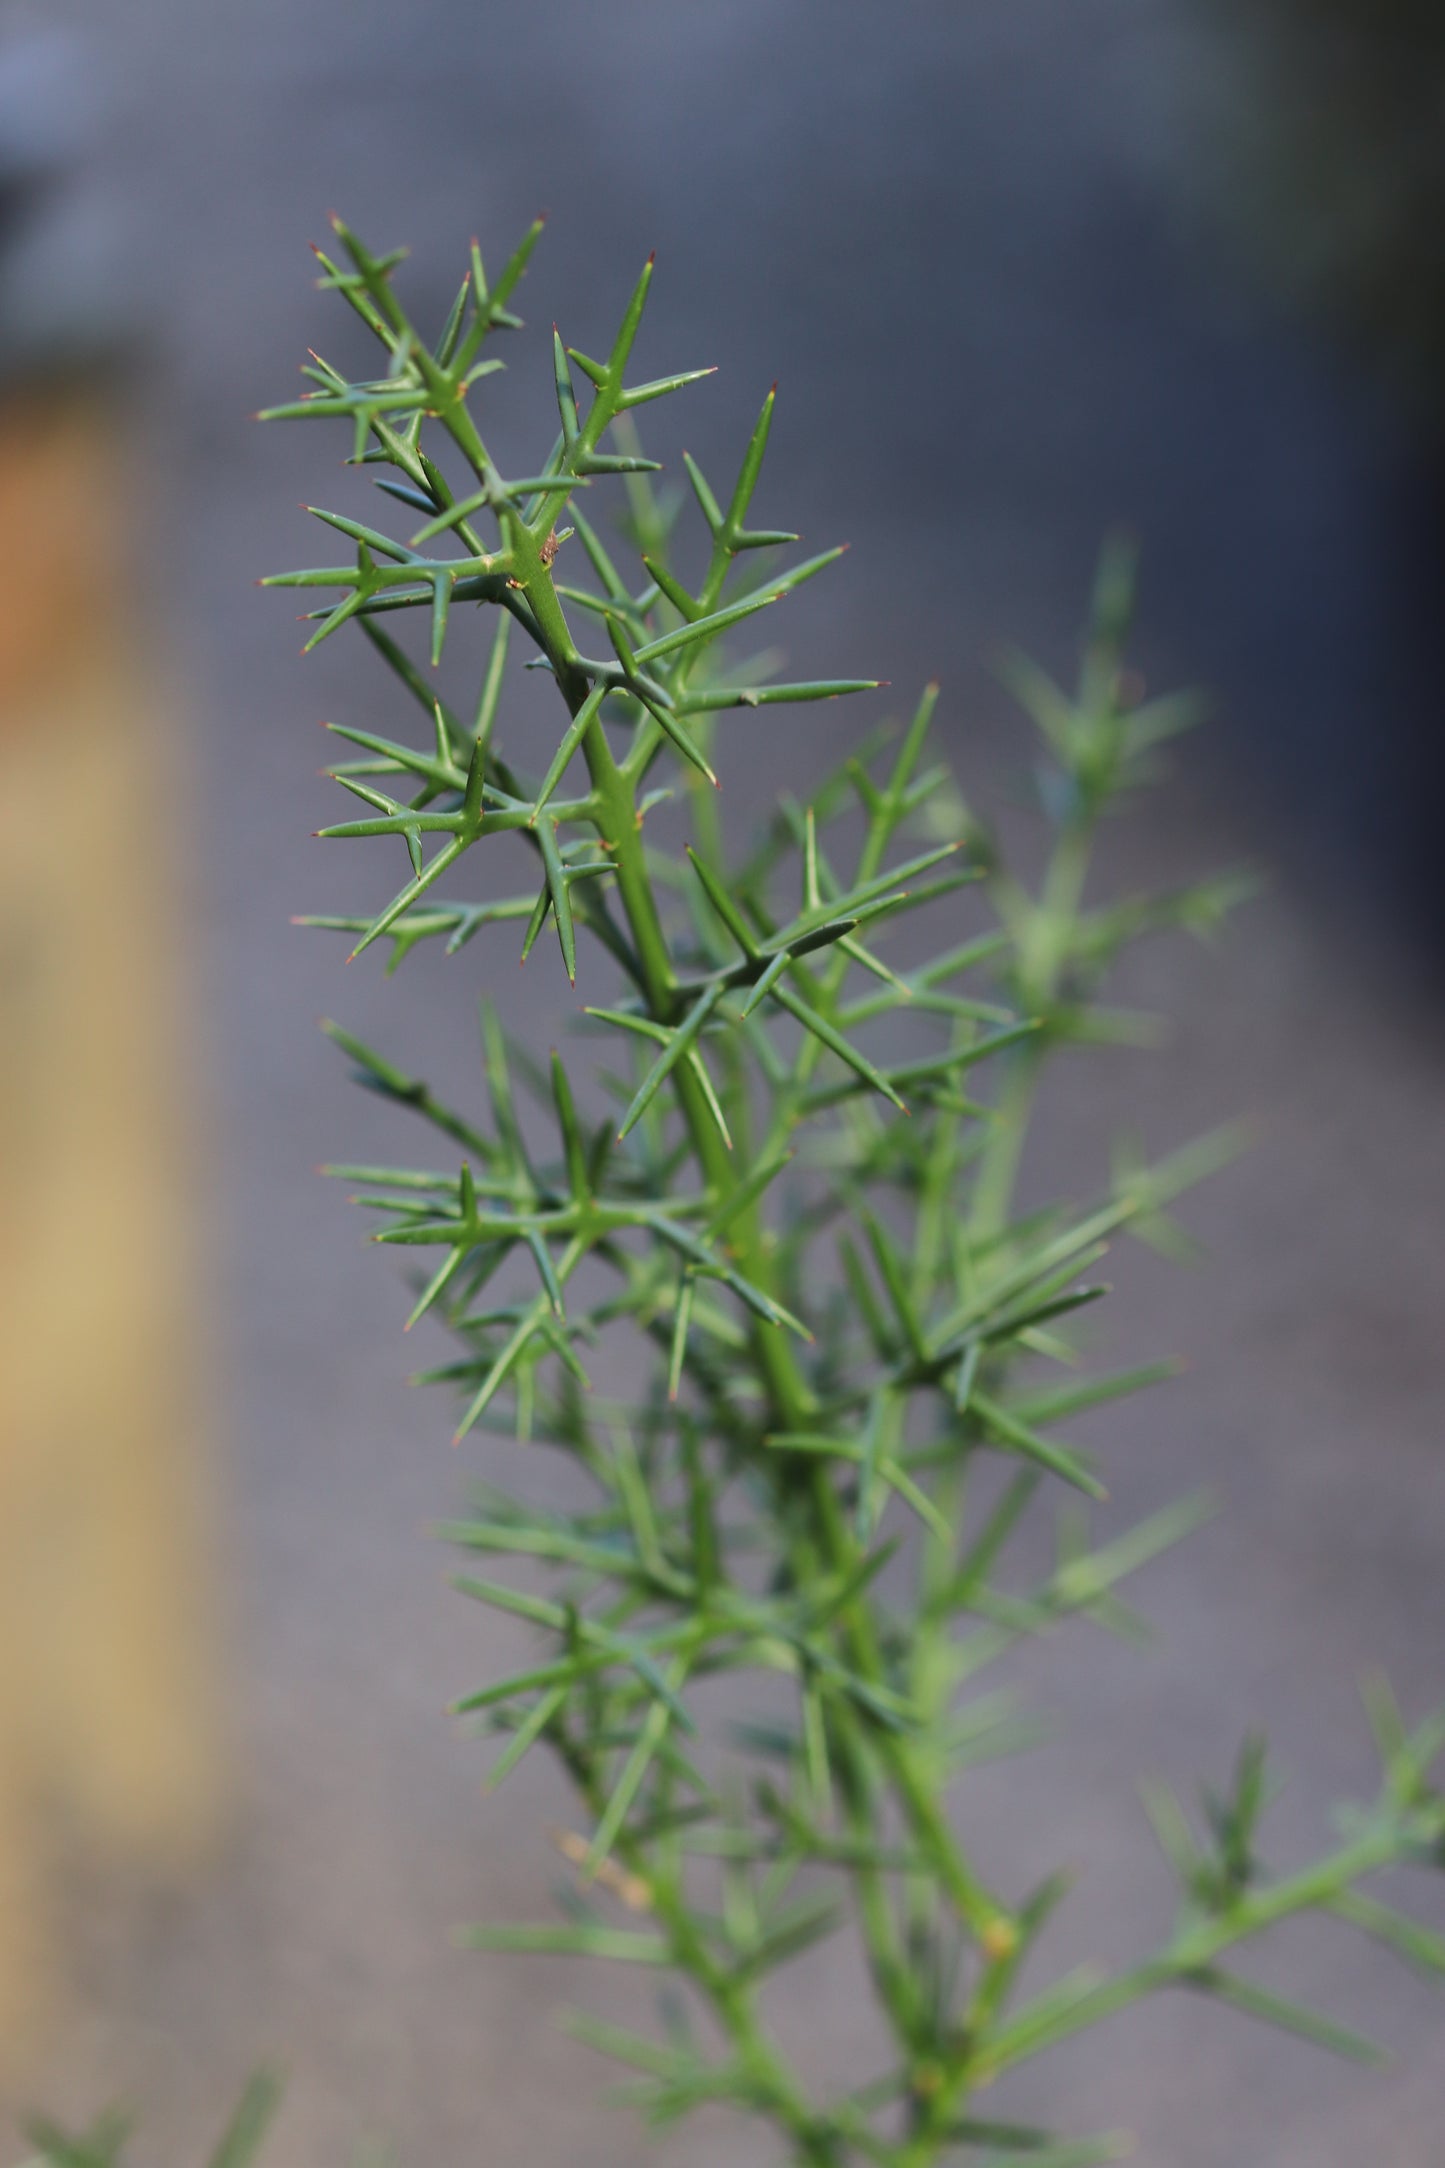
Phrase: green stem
[
  {"left": 573, "top": 638, "right": 1016, "bottom": 2061},
  {"left": 518, "top": 515, "right": 1015, "bottom": 2153},
  {"left": 971, "top": 813, "right": 1092, "bottom": 1241},
  {"left": 979, "top": 1816, "right": 1421, "bottom": 2084},
  {"left": 561, "top": 1732, "right": 840, "bottom": 2165}
]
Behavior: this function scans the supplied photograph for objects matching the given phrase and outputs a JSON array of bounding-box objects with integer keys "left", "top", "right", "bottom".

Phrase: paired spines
[{"left": 683, "top": 385, "right": 801, "bottom": 555}]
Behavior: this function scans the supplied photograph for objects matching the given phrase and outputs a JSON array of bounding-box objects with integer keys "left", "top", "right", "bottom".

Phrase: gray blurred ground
[{"left": 8, "top": 2, "right": 1445, "bottom": 2162}]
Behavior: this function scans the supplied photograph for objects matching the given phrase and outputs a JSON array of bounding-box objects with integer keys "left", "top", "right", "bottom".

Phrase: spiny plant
[{"left": 52, "top": 216, "right": 1444, "bottom": 2168}]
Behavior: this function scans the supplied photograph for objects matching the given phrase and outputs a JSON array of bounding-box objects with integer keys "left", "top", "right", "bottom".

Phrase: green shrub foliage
[{"left": 209, "top": 217, "right": 1445, "bottom": 2167}]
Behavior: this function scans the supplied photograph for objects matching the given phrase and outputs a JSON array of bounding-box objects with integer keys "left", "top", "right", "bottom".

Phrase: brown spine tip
[
  {"left": 646, "top": 250, "right": 656, "bottom": 266},
  {"left": 925, "top": 677, "right": 941, "bottom": 694}
]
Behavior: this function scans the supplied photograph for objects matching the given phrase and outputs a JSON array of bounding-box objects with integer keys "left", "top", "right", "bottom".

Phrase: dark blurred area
[
  {"left": 2, "top": 3, "right": 1443, "bottom": 2164},
  {"left": 1204, "top": 0, "right": 1445, "bottom": 431}
]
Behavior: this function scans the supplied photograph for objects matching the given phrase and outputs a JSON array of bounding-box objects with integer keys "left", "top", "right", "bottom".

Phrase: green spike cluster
[
  {"left": 239, "top": 216, "right": 1445, "bottom": 2165},
  {"left": 26, "top": 2074, "right": 283, "bottom": 2168}
]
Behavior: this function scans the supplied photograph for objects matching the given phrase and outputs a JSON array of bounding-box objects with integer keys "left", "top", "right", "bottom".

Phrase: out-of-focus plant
[
  {"left": 39, "top": 215, "right": 1445, "bottom": 2168},
  {"left": 22, "top": 2074, "right": 282, "bottom": 2168}
]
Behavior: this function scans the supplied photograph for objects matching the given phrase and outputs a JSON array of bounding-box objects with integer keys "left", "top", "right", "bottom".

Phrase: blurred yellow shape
[{"left": 0, "top": 386, "right": 221, "bottom": 2068}]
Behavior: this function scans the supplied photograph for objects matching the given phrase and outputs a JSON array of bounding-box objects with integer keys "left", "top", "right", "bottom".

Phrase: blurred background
[{"left": 2, "top": 2, "right": 1444, "bottom": 2162}]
